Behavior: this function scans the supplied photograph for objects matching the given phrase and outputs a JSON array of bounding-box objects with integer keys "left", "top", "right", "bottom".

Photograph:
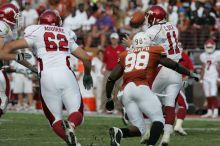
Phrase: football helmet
[
  {"left": 132, "top": 32, "right": 151, "bottom": 48},
  {"left": 39, "top": 10, "right": 62, "bottom": 26},
  {"left": 0, "top": 3, "right": 20, "bottom": 27},
  {"left": 145, "top": 5, "right": 167, "bottom": 26},
  {"left": 204, "top": 39, "right": 216, "bottom": 54}
]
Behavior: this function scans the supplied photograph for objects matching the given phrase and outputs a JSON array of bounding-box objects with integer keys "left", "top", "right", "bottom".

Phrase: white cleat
[
  {"left": 62, "top": 120, "right": 79, "bottom": 146},
  {"left": 201, "top": 113, "right": 212, "bottom": 118},
  {"left": 140, "top": 130, "right": 150, "bottom": 144},
  {"left": 159, "top": 133, "right": 170, "bottom": 146},
  {"left": 174, "top": 126, "right": 187, "bottom": 136},
  {"left": 212, "top": 114, "right": 218, "bottom": 118}
]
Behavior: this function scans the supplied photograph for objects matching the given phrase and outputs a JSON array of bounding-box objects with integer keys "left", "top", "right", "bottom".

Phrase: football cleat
[
  {"left": 201, "top": 113, "right": 212, "bottom": 118},
  {"left": 109, "top": 127, "right": 123, "bottom": 146},
  {"left": 174, "top": 127, "right": 187, "bottom": 136},
  {"left": 159, "top": 133, "right": 170, "bottom": 146},
  {"left": 121, "top": 107, "right": 129, "bottom": 125},
  {"left": 62, "top": 120, "right": 78, "bottom": 146},
  {"left": 140, "top": 130, "right": 150, "bottom": 144}
]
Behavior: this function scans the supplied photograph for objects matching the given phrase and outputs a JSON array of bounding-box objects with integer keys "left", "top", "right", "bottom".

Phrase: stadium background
[{"left": 0, "top": 0, "right": 220, "bottom": 121}]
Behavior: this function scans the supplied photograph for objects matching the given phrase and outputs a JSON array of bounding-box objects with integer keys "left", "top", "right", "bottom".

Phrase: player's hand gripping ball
[{"left": 130, "top": 11, "right": 145, "bottom": 28}]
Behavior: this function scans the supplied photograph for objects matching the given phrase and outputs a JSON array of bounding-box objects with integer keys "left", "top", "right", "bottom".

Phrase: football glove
[
  {"left": 105, "top": 98, "right": 114, "bottom": 111},
  {"left": 83, "top": 73, "right": 93, "bottom": 90},
  {"left": 16, "top": 52, "right": 32, "bottom": 61}
]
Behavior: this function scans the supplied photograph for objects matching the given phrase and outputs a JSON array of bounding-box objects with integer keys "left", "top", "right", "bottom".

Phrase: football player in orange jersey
[{"left": 105, "top": 32, "right": 198, "bottom": 146}]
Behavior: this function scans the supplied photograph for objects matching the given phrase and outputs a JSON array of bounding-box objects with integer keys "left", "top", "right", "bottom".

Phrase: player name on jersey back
[{"left": 44, "top": 26, "right": 64, "bottom": 33}]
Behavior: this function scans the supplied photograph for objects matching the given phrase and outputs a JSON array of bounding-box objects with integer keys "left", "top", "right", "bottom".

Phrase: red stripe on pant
[
  {"left": 176, "top": 93, "right": 187, "bottom": 120},
  {"left": 2, "top": 71, "right": 10, "bottom": 97}
]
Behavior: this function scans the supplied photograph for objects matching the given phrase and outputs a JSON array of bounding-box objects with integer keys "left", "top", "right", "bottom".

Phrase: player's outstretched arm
[
  {"left": 105, "top": 64, "right": 123, "bottom": 111},
  {"left": 159, "top": 56, "right": 199, "bottom": 81},
  {"left": 72, "top": 48, "right": 93, "bottom": 90},
  {"left": 0, "top": 39, "right": 29, "bottom": 61}
]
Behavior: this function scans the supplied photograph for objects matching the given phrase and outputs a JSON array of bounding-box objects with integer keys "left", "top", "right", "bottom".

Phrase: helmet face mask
[{"left": 204, "top": 39, "right": 216, "bottom": 54}]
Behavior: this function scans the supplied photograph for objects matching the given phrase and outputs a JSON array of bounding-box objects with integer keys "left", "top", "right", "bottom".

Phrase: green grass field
[{"left": 0, "top": 113, "right": 220, "bottom": 146}]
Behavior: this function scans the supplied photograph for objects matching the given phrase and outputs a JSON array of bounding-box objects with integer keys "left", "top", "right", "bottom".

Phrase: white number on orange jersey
[{"left": 124, "top": 52, "right": 149, "bottom": 72}]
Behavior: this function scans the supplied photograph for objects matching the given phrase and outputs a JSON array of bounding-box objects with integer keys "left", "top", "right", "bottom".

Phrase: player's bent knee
[{"left": 68, "top": 111, "right": 84, "bottom": 127}]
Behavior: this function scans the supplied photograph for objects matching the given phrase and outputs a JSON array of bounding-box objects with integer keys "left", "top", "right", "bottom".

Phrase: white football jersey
[
  {"left": 144, "top": 22, "right": 181, "bottom": 62},
  {"left": 200, "top": 51, "right": 220, "bottom": 80},
  {"left": 24, "top": 24, "right": 78, "bottom": 70},
  {"left": 0, "top": 20, "right": 17, "bottom": 43}
]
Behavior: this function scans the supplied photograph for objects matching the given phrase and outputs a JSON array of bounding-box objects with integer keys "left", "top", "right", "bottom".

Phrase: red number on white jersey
[
  {"left": 207, "top": 60, "right": 212, "bottom": 70},
  {"left": 167, "top": 31, "right": 180, "bottom": 55},
  {"left": 44, "top": 32, "right": 68, "bottom": 52}
]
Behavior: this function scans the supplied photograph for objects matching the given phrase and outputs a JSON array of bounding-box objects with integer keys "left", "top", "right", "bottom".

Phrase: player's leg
[
  {"left": 161, "top": 83, "right": 182, "bottom": 146},
  {"left": 201, "top": 80, "right": 213, "bottom": 118},
  {"left": 210, "top": 79, "right": 218, "bottom": 118},
  {"left": 95, "top": 77, "right": 104, "bottom": 113},
  {"left": 136, "top": 85, "right": 164, "bottom": 146},
  {"left": 24, "top": 77, "right": 34, "bottom": 111},
  {"left": 0, "top": 71, "right": 10, "bottom": 116},
  {"left": 62, "top": 70, "right": 84, "bottom": 145},
  {"left": 13, "top": 74, "right": 25, "bottom": 111},
  {"left": 40, "top": 73, "right": 65, "bottom": 141},
  {"left": 174, "top": 90, "right": 188, "bottom": 135},
  {"left": 109, "top": 83, "right": 146, "bottom": 146}
]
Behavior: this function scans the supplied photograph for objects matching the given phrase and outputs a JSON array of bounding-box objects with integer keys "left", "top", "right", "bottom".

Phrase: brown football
[{"left": 130, "top": 11, "right": 145, "bottom": 28}]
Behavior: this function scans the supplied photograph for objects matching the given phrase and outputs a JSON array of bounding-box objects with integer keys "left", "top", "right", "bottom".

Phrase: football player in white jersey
[
  {"left": 1, "top": 10, "right": 93, "bottom": 146},
  {"left": 144, "top": 6, "right": 183, "bottom": 145},
  {"left": 200, "top": 39, "right": 220, "bottom": 118},
  {"left": 0, "top": 3, "right": 34, "bottom": 117}
]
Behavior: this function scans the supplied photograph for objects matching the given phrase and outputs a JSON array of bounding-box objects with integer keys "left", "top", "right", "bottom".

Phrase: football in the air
[{"left": 130, "top": 11, "right": 145, "bottom": 28}]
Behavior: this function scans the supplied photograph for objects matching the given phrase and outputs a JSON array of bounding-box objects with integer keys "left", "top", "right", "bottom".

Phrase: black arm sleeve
[
  {"left": 159, "top": 57, "right": 191, "bottom": 76},
  {"left": 106, "top": 64, "right": 124, "bottom": 99}
]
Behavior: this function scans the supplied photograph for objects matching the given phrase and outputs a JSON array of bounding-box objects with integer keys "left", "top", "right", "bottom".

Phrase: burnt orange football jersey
[{"left": 118, "top": 45, "right": 166, "bottom": 89}]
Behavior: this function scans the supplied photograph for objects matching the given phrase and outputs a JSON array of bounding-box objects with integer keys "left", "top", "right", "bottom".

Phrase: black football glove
[
  {"left": 83, "top": 73, "right": 93, "bottom": 90},
  {"left": 105, "top": 98, "right": 114, "bottom": 111},
  {"left": 190, "top": 72, "right": 199, "bottom": 82},
  {"left": 16, "top": 52, "right": 32, "bottom": 61}
]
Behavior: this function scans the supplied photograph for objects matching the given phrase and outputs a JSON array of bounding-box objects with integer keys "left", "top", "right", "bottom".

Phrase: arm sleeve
[
  {"left": 69, "top": 31, "right": 79, "bottom": 52},
  {"left": 24, "top": 25, "right": 37, "bottom": 48},
  {"left": 200, "top": 53, "right": 205, "bottom": 63}
]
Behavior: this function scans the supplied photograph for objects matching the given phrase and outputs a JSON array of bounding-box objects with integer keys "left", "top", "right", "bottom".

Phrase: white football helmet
[
  {"left": 132, "top": 32, "right": 151, "bottom": 48},
  {"left": 204, "top": 39, "right": 216, "bottom": 54}
]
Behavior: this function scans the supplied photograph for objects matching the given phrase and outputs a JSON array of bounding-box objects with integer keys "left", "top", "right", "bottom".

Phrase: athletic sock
[{"left": 147, "top": 121, "right": 164, "bottom": 145}]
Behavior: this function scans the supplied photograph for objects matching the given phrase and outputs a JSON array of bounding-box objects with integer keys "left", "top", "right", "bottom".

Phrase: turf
[{"left": 0, "top": 113, "right": 220, "bottom": 146}]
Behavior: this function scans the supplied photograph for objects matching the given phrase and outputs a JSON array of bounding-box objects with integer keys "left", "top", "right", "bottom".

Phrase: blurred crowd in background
[{"left": 0, "top": 0, "right": 220, "bottom": 114}]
